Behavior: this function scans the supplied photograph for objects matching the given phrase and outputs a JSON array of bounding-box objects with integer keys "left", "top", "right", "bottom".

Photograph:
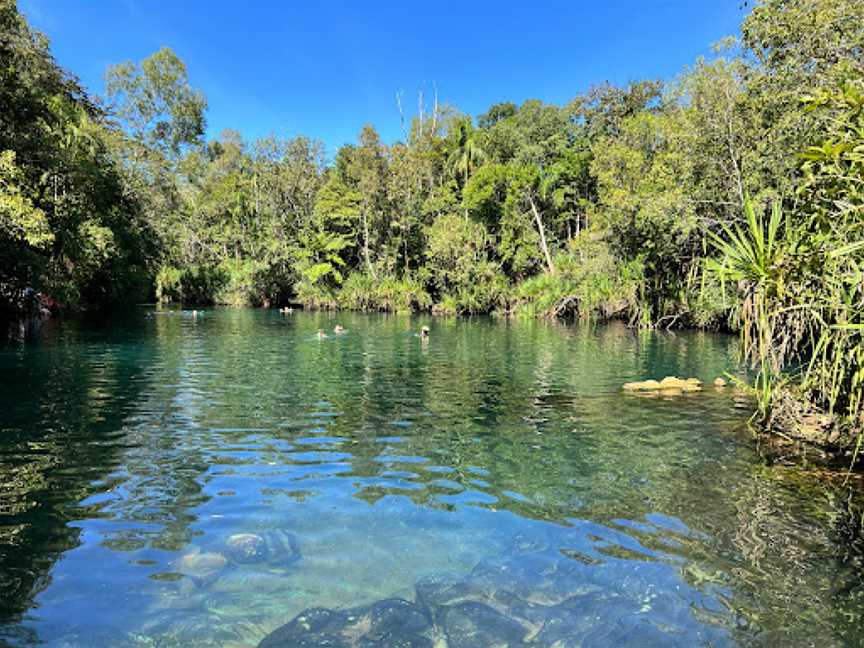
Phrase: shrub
[
  {"left": 513, "top": 236, "right": 638, "bottom": 319},
  {"left": 337, "top": 272, "right": 432, "bottom": 313},
  {"left": 155, "top": 265, "right": 184, "bottom": 303},
  {"left": 295, "top": 279, "right": 339, "bottom": 310}
]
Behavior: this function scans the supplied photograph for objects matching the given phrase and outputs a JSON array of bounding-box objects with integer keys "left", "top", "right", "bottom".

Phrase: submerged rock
[
  {"left": 259, "top": 547, "right": 728, "bottom": 648},
  {"left": 415, "top": 572, "right": 479, "bottom": 612},
  {"left": 362, "top": 598, "right": 433, "bottom": 646},
  {"left": 226, "top": 533, "right": 267, "bottom": 564},
  {"left": 225, "top": 530, "right": 301, "bottom": 567},
  {"left": 175, "top": 551, "right": 228, "bottom": 580},
  {"left": 441, "top": 601, "right": 528, "bottom": 647},
  {"left": 142, "top": 610, "right": 265, "bottom": 647},
  {"left": 257, "top": 599, "right": 433, "bottom": 648}
]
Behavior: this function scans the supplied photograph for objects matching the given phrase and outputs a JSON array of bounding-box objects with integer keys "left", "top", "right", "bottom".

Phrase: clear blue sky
[{"left": 20, "top": 0, "right": 745, "bottom": 156}]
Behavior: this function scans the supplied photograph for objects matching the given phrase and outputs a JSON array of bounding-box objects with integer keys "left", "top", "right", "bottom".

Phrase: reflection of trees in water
[
  {"left": 0, "top": 319, "right": 156, "bottom": 627},
  {"left": 94, "top": 313, "right": 213, "bottom": 553},
  {"left": 2, "top": 310, "right": 861, "bottom": 645},
  {"left": 267, "top": 315, "right": 860, "bottom": 644},
  {"left": 305, "top": 318, "right": 736, "bottom": 519}
]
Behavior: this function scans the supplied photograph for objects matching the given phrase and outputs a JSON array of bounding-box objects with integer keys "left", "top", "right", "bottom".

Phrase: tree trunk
[
  {"left": 362, "top": 208, "right": 374, "bottom": 277},
  {"left": 528, "top": 196, "right": 555, "bottom": 275}
]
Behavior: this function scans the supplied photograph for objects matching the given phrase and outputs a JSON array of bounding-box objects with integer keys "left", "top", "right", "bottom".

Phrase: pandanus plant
[
  {"left": 707, "top": 199, "right": 796, "bottom": 417},
  {"left": 709, "top": 196, "right": 864, "bottom": 460}
]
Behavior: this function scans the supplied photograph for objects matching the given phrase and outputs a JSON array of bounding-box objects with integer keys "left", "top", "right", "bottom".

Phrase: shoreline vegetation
[{"left": 2, "top": 0, "right": 863, "bottom": 467}]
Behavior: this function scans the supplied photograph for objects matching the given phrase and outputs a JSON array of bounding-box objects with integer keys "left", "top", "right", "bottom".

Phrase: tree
[
  {"left": 740, "top": 0, "right": 864, "bottom": 197},
  {"left": 446, "top": 116, "right": 487, "bottom": 190},
  {"left": 0, "top": 2, "right": 155, "bottom": 316},
  {"left": 591, "top": 109, "right": 698, "bottom": 322},
  {"left": 105, "top": 47, "right": 207, "bottom": 158},
  {"left": 477, "top": 102, "right": 517, "bottom": 129},
  {"left": 347, "top": 125, "right": 389, "bottom": 277}
]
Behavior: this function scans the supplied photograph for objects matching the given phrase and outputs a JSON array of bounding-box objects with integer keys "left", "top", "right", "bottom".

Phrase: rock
[
  {"left": 361, "top": 598, "right": 434, "bottom": 646},
  {"left": 440, "top": 601, "right": 529, "bottom": 648},
  {"left": 257, "top": 546, "right": 726, "bottom": 648},
  {"left": 713, "top": 377, "right": 727, "bottom": 387},
  {"left": 467, "top": 549, "right": 594, "bottom": 607},
  {"left": 175, "top": 551, "right": 228, "bottom": 580},
  {"left": 258, "top": 607, "right": 351, "bottom": 648},
  {"left": 143, "top": 610, "right": 264, "bottom": 647},
  {"left": 225, "top": 530, "right": 301, "bottom": 568},
  {"left": 624, "top": 377, "right": 701, "bottom": 394},
  {"left": 226, "top": 533, "right": 268, "bottom": 564},
  {"left": 257, "top": 600, "right": 433, "bottom": 648},
  {"left": 415, "top": 572, "right": 479, "bottom": 612},
  {"left": 622, "top": 380, "right": 662, "bottom": 391},
  {"left": 660, "top": 377, "right": 701, "bottom": 390},
  {"left": 530, "top": 591, "right": 633, "bottom": 646},
  {"left": 264, "top": 529, "right": 302, "bottom": 567}
]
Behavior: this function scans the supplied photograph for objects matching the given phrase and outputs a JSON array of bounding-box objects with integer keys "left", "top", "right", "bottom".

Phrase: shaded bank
[{"left": 0, "top": 314, "right": 162, "bottom": 641}]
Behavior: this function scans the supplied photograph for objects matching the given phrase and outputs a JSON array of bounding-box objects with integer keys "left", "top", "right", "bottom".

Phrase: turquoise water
[{"left": 0, "top": 309, "right": 861, "bottom": 647}]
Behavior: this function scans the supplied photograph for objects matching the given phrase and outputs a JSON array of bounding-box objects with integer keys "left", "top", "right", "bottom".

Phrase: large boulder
[{"left": 257, "top": 599, "right": 434, "bottom": 648}]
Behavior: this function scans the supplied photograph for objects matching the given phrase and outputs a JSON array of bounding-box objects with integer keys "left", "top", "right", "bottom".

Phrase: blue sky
[{"left": 20, "top": 0, "right": 745, "bottom": 156}]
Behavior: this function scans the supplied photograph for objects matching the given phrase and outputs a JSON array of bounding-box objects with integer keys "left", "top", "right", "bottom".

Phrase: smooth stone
[
  {"left": 226, "top": 533, "right": 268, "bottom": 564},
  {"left": 622, "top": 379, "right": 662, "bottom": 391},
  {"left": 263, "top": 530, "right": 302, "bottom": 568},
  {"left": 175, "top": 551, "right": 228, "bottom": 578},
  {"left": 625, "top": 377, "right": 702, "bottom": 394},
  {"left": 660, "top": 376, "right": 686, "bottom": 388},
  {"left": 441, "top": 601, "right": 529, "bottom": 648},
  {"left": 661, "top": 376, "right": 702, "bottom": 389},
  {"left": 258, "top": 599, "right": 433, "bottom": 648},
  {"left": 143, "top": 611, "right": 263, "bottom": 647},
  {"left": 415, "top": 572, "right": 481, "bottom": 613},
  {"left": 258, "top": 608, "right": 351, "bottom": 648},
  {"left": 361, "top": 598, "right": 433, "bottom": 646}
]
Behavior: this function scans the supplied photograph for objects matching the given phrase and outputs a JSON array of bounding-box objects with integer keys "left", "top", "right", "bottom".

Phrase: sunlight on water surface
[{"left": 0, "top": 309, "right": 862, "bottom": 647}]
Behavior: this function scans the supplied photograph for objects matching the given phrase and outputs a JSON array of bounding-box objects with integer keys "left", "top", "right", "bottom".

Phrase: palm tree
[{"left": 447, "top": 118, "right": 487, "bottom": 188}]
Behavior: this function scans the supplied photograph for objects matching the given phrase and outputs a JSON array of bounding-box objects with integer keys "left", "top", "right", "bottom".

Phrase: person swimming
[
  {"left": 334, "top": 325, "right": 345, "bottom": 334},
  {"left": 317, "top": 329, "right": 328, "bottom": 339},
  {"left": 420, "top": 325, "right": 430, "bottom": 339}
]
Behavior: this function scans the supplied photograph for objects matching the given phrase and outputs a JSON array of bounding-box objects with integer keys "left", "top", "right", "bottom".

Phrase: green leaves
[
  {"left": 105, "top": 47, "right": 207, "bottom": 157},
  {"left": 0, "top": 151, "right": 53, "bottom": 249},
  {"left": 297, "top": 229, "right": 351, "bottom": 287},
  {"left": 707, "top": 199, "right": 786, "bottom": 285}
]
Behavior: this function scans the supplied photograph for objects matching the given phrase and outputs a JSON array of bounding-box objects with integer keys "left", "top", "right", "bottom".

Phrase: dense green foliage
[
  {"left": 1, "top": 0, "right": 863, "bottom": 455},
  {"left": 0, "top": 0, "right": 156, "bottom": 318}
]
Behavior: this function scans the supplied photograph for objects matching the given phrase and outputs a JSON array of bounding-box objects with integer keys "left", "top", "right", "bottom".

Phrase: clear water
[{"left": 0, "top": 309, "right": 861, "bottom": 647}]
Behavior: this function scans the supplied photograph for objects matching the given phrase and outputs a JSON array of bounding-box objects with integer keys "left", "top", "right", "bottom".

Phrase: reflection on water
[{"left": 0, "top": 309, "right": 861, "bottom": 646}]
